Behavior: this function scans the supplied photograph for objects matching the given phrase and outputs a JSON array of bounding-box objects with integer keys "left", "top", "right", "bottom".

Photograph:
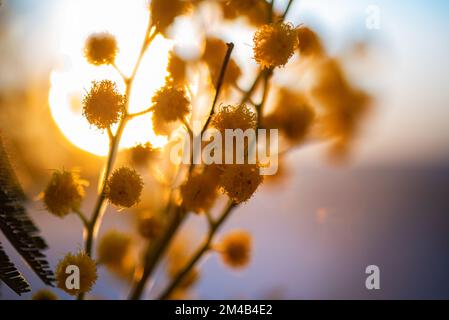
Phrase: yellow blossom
[
  {"left": 128, "top": 143, "right": 159, "bottom": 167},
  {"left": 43, "top": 169, "right": 87, "bottom": 217},
  {"left": 180, "top": 167, "right": 220, "bottom": 214},
  {"left": 151, "top": 84, "right": 190, "bottom": 136},
  {"left": 151, "top": 0, "right": 192, "bottom": 35},
  {"left": 219, "top": 163, "right": 263, "bottom": 203},
  {"left": 32, "top": 289, "right": 58, "bottom": 300},
  {"left": 84, "top": 32, "right": 118, "bottom": 66},
  {"left": 55, "top": 251, "right": 97, "bottom": 296},
  {"left": 254, "top": 22, "right": 298, "bottom": 69},
  {"left": 106, "top": 167, "right": 143, "bottom": 208},
  {"left": 262, "top": 88, "right": 315, "bottom": 143},
  {"left": 218, "top": 230, "right": 252, "bottom": 269},
  {"left": 138, "top": 215, "right": 163, "bottom": 239},
  {"left": 166, "top": 51, "right": 187, "bottom": 86},
  {"left": 297, "top": 26, "right": 324, "bottom": 57},
  {"left": 97, "top": 230, "right": 132, "bottom": 268},
  {"left": 82, "top": 80, "right": 125, "bottom": 130},
  {"left": 202, "top": 37, "right": 241, "bottom": 89},
  {"left": 221, "top": 0, "right": 271, "bottom": 27}
]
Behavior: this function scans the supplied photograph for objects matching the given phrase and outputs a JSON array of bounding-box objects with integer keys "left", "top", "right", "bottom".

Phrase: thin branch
[
  {"left": 74, "top": 209, "right": 89, "bottom": 228},
  {"left": 282, "top": 0, "right": 295, "bottom": 20},
  {"left": 112, "top": 63, "right": 128, "bottom": 83},
  {"left": 128, "top": 206, "right": 185, "bottom": 300},
  {"left": 127, "top": 106, "right": 154, "bottom": 119},
  {"left": 158, "top": 201, "right": 236, "bottom": 300},
  {"left": 201, "top": 42, "right": 235, "bottom": 133}
]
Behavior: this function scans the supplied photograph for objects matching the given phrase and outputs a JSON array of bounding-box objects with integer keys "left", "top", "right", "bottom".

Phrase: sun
[{"left": 48, "top": 0, "right": 171, "bottom": 156}]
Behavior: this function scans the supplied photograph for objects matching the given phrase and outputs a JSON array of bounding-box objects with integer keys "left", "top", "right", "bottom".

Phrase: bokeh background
[{"left": 1, "top": 0, "right": 449, "bottom": 299}]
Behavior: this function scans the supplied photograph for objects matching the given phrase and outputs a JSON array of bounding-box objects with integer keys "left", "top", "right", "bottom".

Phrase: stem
[
  {"left": 201, "top": 42, "right": 235, "bottom": 134},
  {"left": 282, "top": 0, "right": 295, "bottom": 20},
  {"left": 127, "top": 106, "right": 154, "bottom": 119},
  {"left": 158, "top": 201, "right": 236, "bottom": 300},
  {"left": 77, "top": 14, "right": 156, "bottom": 301},
  {"left": 74, "top": 209, "right": 89, "bottom": 228},
  {"left": 128, "top": 206, "right": 184, "bottom": 300}
]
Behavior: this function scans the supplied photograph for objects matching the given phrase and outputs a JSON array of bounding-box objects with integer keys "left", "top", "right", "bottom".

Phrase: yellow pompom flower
[
  {"left": 138, "top": 215, "right": 163, "bottom": 239},
  {"left": 84, "top": 32, "right": 118, "bottom": 66},
  {"left": 180, "top": 167, "right": 220, "bottom": 214},
  {"left": 151, "top": 0, "right": 192, "bottom": 35},
  {"left": 128, "top": 142, "right": 159, "bottom": 167},
  {"left": 218, "top": 230, "right": 252, "bottom": 269},
  {"left": 253, "top": 22, "right": 298, "bottom": 69},
  {"left": 43, "top": 169, "right": 87, "bottom": 217},
  {"left": 166, "top": 51, "right": 187, "bottom": 86},
  {"left": 106, "top": 167, "right": 143, "bottom": 208},
  {"left": 151, "top": 84, "right": 190, "bottom": 135},
  {"left": 32, "top": 289, "right": 58, "bottom": 300},
  {"left": 262, "top": 88, "right": 315, "bottom": 143},
  {"left": 221, "top": 0, "right": 271, "bottom": 27},
  {"left": 82, "top": 80, "right": 125, "bottom": 130},
  {"left": 211, "top": 104, "right": 257, "bottom": 133},
  {"left": 97, "top": 230, "right": 132, "bottom": 268},
  {"left": 297, "top": 26, "right": 324, "bottom": 57},
  {"left": 55, "top": 251, "right": 98, "bottom": 296},
  {"left": 219, "top": 163, "right": 263, "bottom": 203}
]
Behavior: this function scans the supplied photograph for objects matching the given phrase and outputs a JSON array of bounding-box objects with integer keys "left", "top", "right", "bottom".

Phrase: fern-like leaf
[
  {"left": 0, "top": 242, "right": 31, "bottom": 295},
  {"left": 0, "top": 135, "right": 55, "bottom": 293}
]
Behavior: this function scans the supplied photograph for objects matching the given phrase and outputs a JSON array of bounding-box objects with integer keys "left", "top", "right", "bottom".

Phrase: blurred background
[{"left": 1, "top": 0, "right": 449, "bottom": 299}]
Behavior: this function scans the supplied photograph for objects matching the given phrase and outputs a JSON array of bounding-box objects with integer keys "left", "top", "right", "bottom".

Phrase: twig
[
  {"left": 127, "top": 106, "right": 154, "bottom": 119},
  {"left": 128, "top": 206, "right": 185, "bottom": 300},
  {"left": 201, "top": 42, "right": 235, "bottom": 134},
  {"left": 158, "top": 201, "right": 236, "bottom": 300}
]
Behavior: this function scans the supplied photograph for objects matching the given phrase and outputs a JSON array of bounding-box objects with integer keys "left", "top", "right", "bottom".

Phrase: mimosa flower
[
  {"left": 151, "top": 84, "right": 190, "bottom": 136},
  {"left": 166, "top": 51, "right": 187, "bottom": 86},
  {"left": 138, "top": 216, "right": 163, "bottom": 239},
  {"left": 202, "top": 37, "right": 241, "bottom": 88},
  {"left": 82, "top": 80, "right": 125, "bottom": 130},
  {"left": 151, "top": 0, "right": 192, "bottom": 35},
  {"left": 43, "top": 169, "right": 87, "bottom": 217},
  {"left": 218, "top": 230, "right": 252, "bottom": 269},
  {"left": 55, "top": 251, "right": 97, "bottom": 296},
  {"left": 262, "top": 88, "right": 315, "bottom": 143},
  {"left": 254, "top": 22, "right": 298, "bottom": 68},
  {"left": 211, "top": 104, "right": 257, "bottom": 133},
  {"left": 97, "top": 230, "right": 132, "bottom": 268},
  {"left": 128, "top": 142, "right": 159, "bottom": 167},
  {"left": 219, "top": 163, "right": 263, "bottom": 203},
  {"left": 32, "top": 289, "right": 58, "bottom": 300},
  {"left": 106, "top": 167, "right": 143, "bottom": 208},
  {"left": 297, "top": 26, "right": 324, "bottom": 57},
  {"left": 84, "top": 32, "right": 118, "bottom": 66},
  {"left": 180, "top": 168, "right": 220, "bottom": 214}
]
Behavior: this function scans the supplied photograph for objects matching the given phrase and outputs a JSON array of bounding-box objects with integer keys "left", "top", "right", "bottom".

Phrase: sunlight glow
[{"left": 49, "top": 0, "right": 171, "bottom": 156}]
